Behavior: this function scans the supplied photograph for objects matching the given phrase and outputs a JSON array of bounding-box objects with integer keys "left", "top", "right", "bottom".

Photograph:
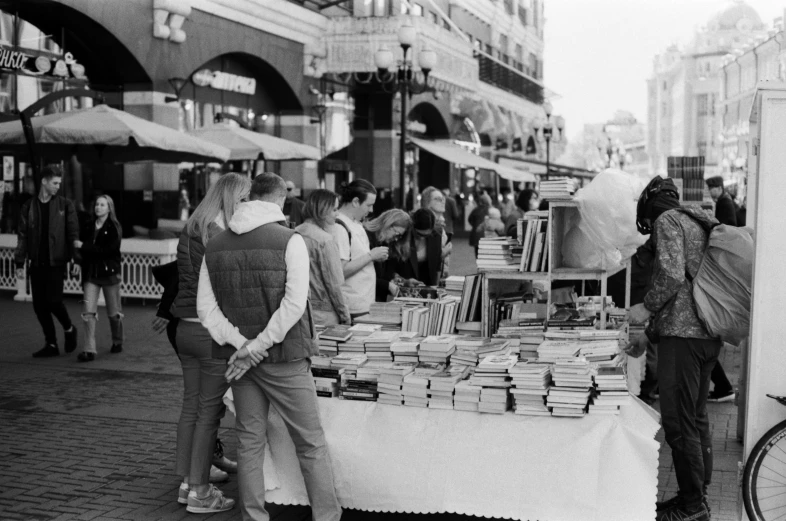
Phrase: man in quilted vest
[{"left": 197, "top": 173, "right": 341, "bottom": 521}]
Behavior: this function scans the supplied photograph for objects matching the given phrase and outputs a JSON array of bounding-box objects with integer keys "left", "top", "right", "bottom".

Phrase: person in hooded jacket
[{"left": 626, "top": 177, "right": 720, "bottom": 521}]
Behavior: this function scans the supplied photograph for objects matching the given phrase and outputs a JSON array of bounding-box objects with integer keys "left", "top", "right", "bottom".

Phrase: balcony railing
[{"left": 477, "top": 54, "right": 543, "bottom": 104}]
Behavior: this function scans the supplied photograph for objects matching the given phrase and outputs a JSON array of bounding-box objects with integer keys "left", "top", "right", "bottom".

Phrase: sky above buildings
[{"left": 544, "top": 0, "right": 786, "bottom": 139}]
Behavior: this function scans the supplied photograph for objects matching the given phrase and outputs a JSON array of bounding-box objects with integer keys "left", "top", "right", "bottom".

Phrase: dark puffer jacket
[
  {"left": 15, "top": 195, "right": 79, "bottom": 268},
  {"left": 78, "top": 218, "right": 122, "bottom": 281},
  {"left": 172, "top": 222, "right": 222, "bottom": 319}
]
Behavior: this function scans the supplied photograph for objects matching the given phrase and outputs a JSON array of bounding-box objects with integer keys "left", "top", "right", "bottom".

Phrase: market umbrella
[
  {"left": 0, "top": 104, "right": 231, "bottom": 163},
  {"left": 188, "top": 123, "right": 321, "bottom": 161}
]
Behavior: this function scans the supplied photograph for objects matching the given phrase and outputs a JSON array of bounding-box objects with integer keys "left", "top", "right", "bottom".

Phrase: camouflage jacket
[{"left": 643, "top": 206, "right": 718, "bottom": 340}]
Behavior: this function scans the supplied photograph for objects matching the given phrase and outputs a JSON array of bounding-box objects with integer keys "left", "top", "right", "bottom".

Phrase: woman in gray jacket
[{"left": 296, "top": 189, "right": 351, "bottom": 325}]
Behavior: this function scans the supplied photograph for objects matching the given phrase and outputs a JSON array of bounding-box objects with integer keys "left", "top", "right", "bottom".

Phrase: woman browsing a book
[
  {"left": 295, "top": 189, "right": 351, "bottom": 326},
  {"left": 364, "top": 208, "right": 414, "bottom": 302},
  {"left": 381, "top": 208, "right": 442, "bottom": 293}
]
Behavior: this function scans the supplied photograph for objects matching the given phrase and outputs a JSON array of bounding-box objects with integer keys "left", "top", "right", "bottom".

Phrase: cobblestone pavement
[{"left": 0, "top": 235, "right": 746, "bottom": 520}]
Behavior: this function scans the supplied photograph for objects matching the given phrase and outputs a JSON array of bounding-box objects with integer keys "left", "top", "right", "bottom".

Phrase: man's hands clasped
[{"left": 225, "top": 339, "right": 269, "bottom": 382}]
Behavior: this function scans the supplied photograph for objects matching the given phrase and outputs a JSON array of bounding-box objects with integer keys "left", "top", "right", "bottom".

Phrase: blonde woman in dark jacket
[
  {"left": 172, "top": 173, "right": 250, "bottom": 514},
  {"left": 295, "top": 189, "right": 351, "bottom": 325}
]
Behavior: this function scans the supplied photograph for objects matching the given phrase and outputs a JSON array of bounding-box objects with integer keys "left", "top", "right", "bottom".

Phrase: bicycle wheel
[{"left": 743, "top": 419, "right": 786, "bottom": 521}]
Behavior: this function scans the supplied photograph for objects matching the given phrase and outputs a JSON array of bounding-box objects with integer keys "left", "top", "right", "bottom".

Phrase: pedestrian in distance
[
  {"left": 441, "top": 187, "right": 460, "bottom": 242},
  {"left": 468, "top": 193, "right": 492, "bottom": 257},
  {"left": 504, "top": 188, "right": 540, "bottom": 237},
  {"left": 14, "top": 165, "right": 80, "bottom": 358},
  {"left": 295, "top": 189, "right": 351, "bottom": 326},
  {"left": 703, "top": 175, "right": 737, "bottom": 403},
  {"left": 73, "top": 195, "right": 123, "bottom": 362},
  {"left": 172, "top": 173, "right": 251, "bottom": 513},
  {"left": 420, "top": 186, "right": 453, "bottom": 277},
  {"left": 283, "top": 180, "right": 306, "bottom": 227},
  {"left": 198, "top": 172, "right": 342, "bottom": 521},
  {"left": 331, "top": 179, "right": 390, "bottom": 321},
  {"left": 626, "top": 176, "right": 720, "bottom": 521}
]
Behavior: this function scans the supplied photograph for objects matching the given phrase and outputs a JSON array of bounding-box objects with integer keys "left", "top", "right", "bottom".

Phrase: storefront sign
[
  {"left": 0, "top": 48, "right": 28, "bottom": 70},
  {"left": 0, "top": 46, "right": 86, "bottom": 80},
  {"left": 192, "top": 69, "right": 256, "bottom": 95}
]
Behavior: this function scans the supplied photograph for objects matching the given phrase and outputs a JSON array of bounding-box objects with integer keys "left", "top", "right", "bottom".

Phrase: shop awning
[
  {"left": 410, "top": 137, "right": 502, "bottom": 172},
  {"left": 494, "top": 163, "right": 538, "bottom": 183},
  {"left": 188, "top": 123, "right": 321, "bottom": 161}
]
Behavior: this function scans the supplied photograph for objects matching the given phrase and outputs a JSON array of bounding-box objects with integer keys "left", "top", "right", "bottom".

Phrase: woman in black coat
[{"left": 73, "top": 195, "right": 123, "bottom": 361}]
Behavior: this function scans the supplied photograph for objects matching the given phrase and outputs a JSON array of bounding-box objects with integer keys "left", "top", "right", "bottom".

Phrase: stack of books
[
  {"left": 331, "top": 352, "right": 368, "bottom": 372},
  {"left": 509, "top": 362, "right": 552, "bottom": 416},
  {"left": 418, "top": 335, "right": 457, "bottom": 364},
  {"left": 496, "top": 317, "right": 545, "bottom": 337},
  {"left": 476, "top": 237, "right": 519, "bottom": 271},
  {"left": 311, "top": 356, "right": 343, "bottom": 398},
  {"left": 578, "top": 339, "right": 622, "bottom": 363},
  {"left": 536, "top": 339, "right": 581, "bottom": 363},
  {"left": 589, "top": 366, "right": 630, "bottom": 415},
  {"left": 339, "top": 374, "right": 378, "bottom": 402},
  {"left": 452, "top": 338, "right": 512, "bottom": 368},
  {"left": 443, "top": 276, "right": 465, "bottom": 297},
  {"left": 377, "top": 362, "right": 417, "bottom": 405},
  {"left": 318, "top": 325, "right": 352, "bottom": 356},
  {"left": 453, "top": 380, "right": 482, "bottom": 412},
  {"left": 352, "top": 302, "right": 403, "bottom": 330},
  {"left": 390, "top": 334, "right": 421, "bottom": 363},
  {"left": 427, "top": 365, "right": 470, "bottom": 410},
  {"left": 539, "top": 178, "right": 577, "bottom": 201},
  {"left": 471, "top": 354, "right": 517, "bottom": 414},
  {"left": 401, "top": 363, "right": 444, "bottom": 408},
  {"left": 363, "top": 331, "right": 399, "bottom": 362},
  {"left": 518, "top": 332, "right": 545, "bottom": 360},
  {"left": 547, "top": 358, "right": 594, "bottom": 417}
]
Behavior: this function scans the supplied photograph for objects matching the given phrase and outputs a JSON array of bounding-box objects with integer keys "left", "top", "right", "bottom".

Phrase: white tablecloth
[{"left": 261, "top": 397, "right": 661, "bottom": 521}]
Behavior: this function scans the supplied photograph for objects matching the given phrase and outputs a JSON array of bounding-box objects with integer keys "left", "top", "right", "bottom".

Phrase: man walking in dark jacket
[
  {"left": 703, "top": 176, "right": 736, "bottom": 403},
  {"left": 627, "top": 177, "right": 719, "bottom": 521},
  {"left": 15, "top": 166, "right": 79, "bottom": 358},
  {"left": 197, "top": 173, "right": 341, "bottom": 521}
]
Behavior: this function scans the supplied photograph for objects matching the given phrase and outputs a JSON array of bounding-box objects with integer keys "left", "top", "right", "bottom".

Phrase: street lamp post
[
  {"left": 532, "top": 100, "right": 564, "bottom": 180},
  {"left": 374, "top": 25, "right": 437, "bottom": 209}
]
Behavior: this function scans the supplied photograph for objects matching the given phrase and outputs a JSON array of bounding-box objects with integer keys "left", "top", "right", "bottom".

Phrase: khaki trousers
[{"left": 232, "top": 359, "right": 341, "bottom": 521}]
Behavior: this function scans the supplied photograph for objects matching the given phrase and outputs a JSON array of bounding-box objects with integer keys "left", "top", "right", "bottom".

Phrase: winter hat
[
  {"left": 636, "top": 176, "right": 680, "bottom": 235},
  {"left": 705, "top": 176, "right": 724, "bottom": 189}
]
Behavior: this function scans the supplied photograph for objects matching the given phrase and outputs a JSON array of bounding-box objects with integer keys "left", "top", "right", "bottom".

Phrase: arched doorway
[
  {"left": 0, "top": 2, "right": 150, "bottom": 234},
  {"left": 408, "top": 101, "right": 450, "bottom": 192}
]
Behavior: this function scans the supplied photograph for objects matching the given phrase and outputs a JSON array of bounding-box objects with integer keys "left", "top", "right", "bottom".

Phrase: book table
[{"left": 260, "top": 397, "right": 660, "bottom": 521}]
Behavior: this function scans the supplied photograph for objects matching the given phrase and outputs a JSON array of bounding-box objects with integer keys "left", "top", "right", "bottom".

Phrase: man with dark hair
[
  {"left": 15, "top": 166, "right": 80, "bottom": 358},
  {"left": 627, "top": 176, "right": 719, "bottom": 521},
  {"left": 283, "top": 180, "right": 306, "bottom": 227},
  {"left": 197, "top": 173, "right": 341, "bottom": 520}
]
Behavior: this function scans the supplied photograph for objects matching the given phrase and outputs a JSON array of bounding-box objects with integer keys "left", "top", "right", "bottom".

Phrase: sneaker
[
  {"left": 657, "top": 503, "right": 709, "bottom": 521},
  {"left": 212, "top": 439, "right": 237, "bottom": 474},
  {"left": 110, "top": 344, "right": 123, "bottom": 354},
  {"left": 708, "top": 390, "right": 735, "bottom": 403},
  {"left": 209, "top": 465, "right": 228, "bottom": 483},
  {"left": 33, "top": 344, "right": 59, "bottom": 358},
  {"left": 657, "top": 495, "right": 710, "bottom": 513},
  {"left": 77, "top": 352, "right": 95, "bottom": 362},
  {"left": 186, "top": 485, "right": 235, "bottom": 514},
  {"left": 177, "top": 482, "right": 189, "bottom": 505},
  {"left": 64, "top": 326, "right": 77, "bottom": 353}
]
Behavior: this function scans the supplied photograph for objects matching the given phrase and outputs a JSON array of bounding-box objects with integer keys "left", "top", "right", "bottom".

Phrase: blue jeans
[
  {"left": 81, "top": 281, "right": 123, "bottom": 353},
  {"left": 175, "top": 321, "right": 228, "bottom": 485}
]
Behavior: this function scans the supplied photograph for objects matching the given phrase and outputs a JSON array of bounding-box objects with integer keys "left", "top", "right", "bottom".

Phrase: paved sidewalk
[{"left": 0, "top": 271, "right": 746, "bottom": 520}]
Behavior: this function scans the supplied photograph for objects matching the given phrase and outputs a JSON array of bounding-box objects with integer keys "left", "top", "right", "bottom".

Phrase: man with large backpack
[{"left": 627, "top": 176, "right": 719, "bottom": 521}]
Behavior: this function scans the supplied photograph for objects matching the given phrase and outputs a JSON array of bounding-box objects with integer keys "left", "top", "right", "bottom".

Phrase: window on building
[
  {"left": 515, "top": 43, "right": 523, "bottom": 63},
  {"left": 697, "top": 94, "right": 709, "bottom": 116},
  {"left": 504, "top": 0, "right": 514, "bottom": 15},
  {"left": 529, "top": 53, "right": 537, "bottom": 76},
  {"left": 499, "top": 34, "right": 509, "bottom": 54},
  {"left": 430, "top": 10, "right": 439, "bottom": 24},
  {"left": 412, "top": 3, "right": 423, "bottom": 16},
  {"left": 519, "top": 4, "right": 528, "bottom": 25},
  {"left": 443, "top": 18, "right": 451, "bottom": 31}
]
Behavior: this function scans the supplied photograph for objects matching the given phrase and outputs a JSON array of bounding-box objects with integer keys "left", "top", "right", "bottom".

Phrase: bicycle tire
[{"left": 743, "top": 419, "right": 786, "bottom": 521}]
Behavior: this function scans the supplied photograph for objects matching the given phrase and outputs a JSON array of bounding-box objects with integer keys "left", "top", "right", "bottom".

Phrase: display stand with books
[{"left": 480, "top": 200, "right": 632, "bottom": 336}]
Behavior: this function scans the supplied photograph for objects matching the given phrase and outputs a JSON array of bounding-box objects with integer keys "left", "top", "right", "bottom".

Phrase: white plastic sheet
[
  {"left": 562, "top": 169, "right": 648, "bottom": 270},
  {"left": 262, "top": 398, "right": 660, "bottom": 520}
]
